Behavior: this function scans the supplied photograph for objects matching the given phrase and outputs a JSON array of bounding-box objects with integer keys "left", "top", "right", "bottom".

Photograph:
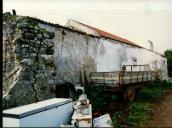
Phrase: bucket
[{"left": 93, "top": 114, "right": 113, "bottom": 127}]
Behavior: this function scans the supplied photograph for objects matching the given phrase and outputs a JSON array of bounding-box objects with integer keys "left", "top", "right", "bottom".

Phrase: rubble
[{"left": 59, "top": 92, "right": 114, "bottom": 127}]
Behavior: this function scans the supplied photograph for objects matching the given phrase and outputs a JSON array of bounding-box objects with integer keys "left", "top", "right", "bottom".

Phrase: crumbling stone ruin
[{"left": 3, "top": 12, "right": 56, "bottom": 108}]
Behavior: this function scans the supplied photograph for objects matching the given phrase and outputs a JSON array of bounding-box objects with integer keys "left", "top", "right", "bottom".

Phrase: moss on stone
[
  {"left": 3, "top": 12, "right": 16, "bottom": 22},
  {"left": 26, "top": 17, "right": 38, "bottom": 27},
  {"left": 46, "top": 62, "right": 55, "bottom": 68}
]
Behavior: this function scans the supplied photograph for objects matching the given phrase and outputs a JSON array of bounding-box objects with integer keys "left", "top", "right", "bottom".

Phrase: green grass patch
[
  {"left": 112, "top": 102, "right": 154, "bottom": 127},
  {"left": 138, "top": 80, "right": 172, "bottom": 101},
  {"left": 126, "top": 102, "right": 154, "bottom": 127},
  {"left": 138, "top": 87, "right": 163, "bottom": 101}
]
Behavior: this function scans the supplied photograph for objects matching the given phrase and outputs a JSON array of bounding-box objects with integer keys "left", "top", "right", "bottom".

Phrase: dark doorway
[{"left": 55, "top": 82, "right": 75, "bottom": 98}]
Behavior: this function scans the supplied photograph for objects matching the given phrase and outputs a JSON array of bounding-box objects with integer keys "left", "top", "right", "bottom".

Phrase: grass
[
  {"left": 138, "top": 80, "right": 172, "bottom": 101},
  {"left": 111, "top": 80, "right": 172, "bottom": 128},
  {"left": 125, "top": 102, "right": 154, "bottom": 127},
  {"left": 112, "top": 102, "right": 154, "bottom": 127}
]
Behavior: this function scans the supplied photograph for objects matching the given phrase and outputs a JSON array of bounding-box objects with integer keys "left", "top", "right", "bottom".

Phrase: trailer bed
[{"left": 90, "top": 65, "right": 156, "bottom": 88}]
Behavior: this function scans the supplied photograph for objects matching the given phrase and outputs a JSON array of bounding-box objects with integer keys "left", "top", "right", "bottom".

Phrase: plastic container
[{"left": 93, "top": 114, "right": 113, "bottom": 127}]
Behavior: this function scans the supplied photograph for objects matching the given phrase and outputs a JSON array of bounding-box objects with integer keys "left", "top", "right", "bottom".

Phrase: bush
[
  {"left": 138, "top": 87, "right": 163, "bottom": 101},
  {"left": 164, "top": 49, "right": 172, "bottom": 76},
  {"left": 86, "top": 86, "right": 110, "bottom": 111},
  {"left": 125, "top": 102, "right": 153, "bottom": 127},
  {"left": 138, "top": 80, "right": 172, "bottom": 101},
  {"left": 112, "top": 111, "right": 126, "bottom": 128},
  {"left": 112, "top": 102, "right": 154, "bottom": 127},
  {"left": 129, "top": 102, "right": 153, "bottom": 113},
  {"left": 86, "top": 86, "right": 120, "bottom": 112}
]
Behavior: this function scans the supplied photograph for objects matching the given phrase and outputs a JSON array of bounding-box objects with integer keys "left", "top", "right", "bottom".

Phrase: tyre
[{"left": 123, "top": 86, "right": 136, "bottom": 101}]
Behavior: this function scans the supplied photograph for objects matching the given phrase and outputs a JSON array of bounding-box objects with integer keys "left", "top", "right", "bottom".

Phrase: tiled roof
[
  {"left": 77, "top": 21, "right": 142, "bottom": 48},
  {"left": 72, "top": 20, "right": 164, "bottom": 56}
]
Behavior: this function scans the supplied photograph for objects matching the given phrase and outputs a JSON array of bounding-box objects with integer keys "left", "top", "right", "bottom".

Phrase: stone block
[
  {"left": 21, "top": 58, "right": 33, "bottom": 65},
  {"left": 36, "top": 41, "right": 40, "bottom": 45},
  {"left": 48, "top": 32, "right": 55, "bottom": 39},
  {"left": 34, "top": 30, "right": 38, "bottom": 34},
  {"left": 48, "top": 80, "right": 55, "bottom": 85},
  {"left": 23, "top": 80, "right": 32, "bottom": 85},
  {"left": 17, "top": 22, "right": 28, "bottom": 29},
  {"left": 24, "top": 33, "right": 35, "bottom": 40},
  {"left": 47, "top": 42, "right": 54, "bottom": 48},
  {"left": 43, "top": 33, "right": 49, "bottom": 39},
  {"left": 37, "top": 34, "right": 42, "bottom": 39},
  {"left": 45, "top": 47, "right": 54, "bottom": 55}
]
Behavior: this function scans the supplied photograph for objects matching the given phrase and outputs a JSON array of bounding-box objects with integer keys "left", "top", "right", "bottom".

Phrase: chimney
[
  {"left": 12, "top": 9, "right": 16, "bottom": 15},
  {"left": 148, "top": 40, "right": 154, "bottom": 51}
]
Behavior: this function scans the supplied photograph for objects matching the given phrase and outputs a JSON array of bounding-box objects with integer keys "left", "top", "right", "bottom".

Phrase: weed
[
  {"left": 112, "top": 111, "right": 126, "bottom": 128},
  {"left": 138, "top": 80, "right": 172, "bottom": 101},
  {"left": 138, "top": 87, "right": 163, "bottom": 101},
  {"left": 126, "top": 102, "right": 153, "bottom": 127}
]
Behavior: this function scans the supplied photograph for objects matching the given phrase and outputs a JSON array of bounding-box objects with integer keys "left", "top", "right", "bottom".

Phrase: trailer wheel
[{"left": 123, "top": 86, "right": 136, "bottom": 101}]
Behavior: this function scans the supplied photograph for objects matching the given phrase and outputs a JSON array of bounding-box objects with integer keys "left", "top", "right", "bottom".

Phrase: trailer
[{"left": 89, "top": 64, "right": 157, "bottom": 101}]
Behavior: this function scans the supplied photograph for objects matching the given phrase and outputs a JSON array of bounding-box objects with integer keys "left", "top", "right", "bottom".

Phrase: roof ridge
[
  {"left": 68, "top": 19, "right": 164, "bottom": 57},
  {"left": 71, "top": 19, "right": 142, "bottom": 48}
]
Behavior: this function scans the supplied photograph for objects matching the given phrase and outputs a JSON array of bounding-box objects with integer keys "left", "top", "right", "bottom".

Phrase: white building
[{"left": 59, "top": 19, "right": 168, "bottom": 80}]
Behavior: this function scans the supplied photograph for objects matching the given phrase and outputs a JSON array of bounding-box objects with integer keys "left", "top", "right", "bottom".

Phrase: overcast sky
[{"left": 3, "top": 0, "right": 172, "bottom": 54}]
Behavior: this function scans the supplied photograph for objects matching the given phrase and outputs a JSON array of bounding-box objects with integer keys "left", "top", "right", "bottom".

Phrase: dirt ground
[{"left": 147, "top": 91, "right": 172, "bottom": 127}]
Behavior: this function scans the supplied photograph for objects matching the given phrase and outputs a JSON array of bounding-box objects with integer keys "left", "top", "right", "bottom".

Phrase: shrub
[
  {"left": 138, "top": 87, "right": 162, "bottom": 101},
  {"left": 125, "top": 102, "right": 153, "bottom": 127},
  {"left": 112, "top": 111, "right": 125, "bottom": 128},
  {"left": 138, "top": 80, "right": 172, "bottom": 101}
]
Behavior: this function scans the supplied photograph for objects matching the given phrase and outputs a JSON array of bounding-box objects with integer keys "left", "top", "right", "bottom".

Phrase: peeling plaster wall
[
  {"left": 96, "top": 38, "right": 167, "bottom": 80},
  {"left": 30, "top": 17, "right": 168, "bottom": 82}
]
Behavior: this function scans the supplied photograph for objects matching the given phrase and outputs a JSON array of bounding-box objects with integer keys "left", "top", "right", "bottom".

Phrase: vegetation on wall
[{"left": 164, "top": 49, "right": 172, "bottom": 77}]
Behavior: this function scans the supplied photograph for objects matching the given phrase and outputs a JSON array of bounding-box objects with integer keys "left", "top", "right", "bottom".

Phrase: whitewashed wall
[
  {"left": 96, "top": 39, "right": 167, "bottom": 79},
  {"left": 39, "top": 23, "right": 168, "bottom": 84}
]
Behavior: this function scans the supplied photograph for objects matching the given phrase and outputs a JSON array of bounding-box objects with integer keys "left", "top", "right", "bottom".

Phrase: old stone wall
[{"left": 3, "top": 13, "right": 56, "bottom": 109}]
